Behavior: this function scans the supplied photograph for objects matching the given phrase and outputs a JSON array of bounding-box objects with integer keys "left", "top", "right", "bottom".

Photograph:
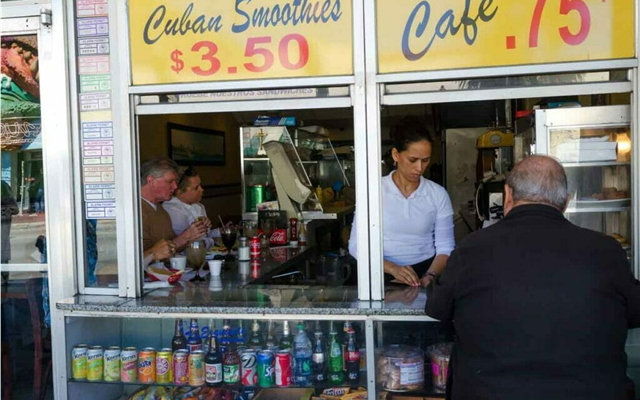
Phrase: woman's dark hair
[
  {"left": 391, "top": 120, "right": 433, "bottom": 152},
  {"left": 177, "top": 165, "right": 198, "bottom": 192}
]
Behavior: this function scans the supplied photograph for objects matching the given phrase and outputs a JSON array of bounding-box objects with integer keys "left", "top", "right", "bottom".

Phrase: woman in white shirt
[
  {"left": 163, "top": 166, "right": 219, "bottom": 248},
  {"left": 349, "top": 123, "right": 455, "bottom": 287}
]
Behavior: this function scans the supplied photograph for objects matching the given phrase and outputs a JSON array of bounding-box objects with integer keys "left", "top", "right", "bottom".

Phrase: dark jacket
[{"left": 427, "top": 204, "right": 640, "bottom": 400}]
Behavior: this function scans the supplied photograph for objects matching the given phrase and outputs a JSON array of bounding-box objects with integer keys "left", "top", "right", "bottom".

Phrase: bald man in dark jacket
[{"left": 427, "top": 155, "right": 640, "bottom": 400}]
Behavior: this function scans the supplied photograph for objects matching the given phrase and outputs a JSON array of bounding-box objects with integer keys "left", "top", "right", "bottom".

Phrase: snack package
[{"left": 426, "top": 342, "right": 454, "bottom": 391}]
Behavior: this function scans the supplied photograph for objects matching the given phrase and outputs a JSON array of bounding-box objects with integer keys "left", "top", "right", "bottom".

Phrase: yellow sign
[
  {"left": 377, "top": 0, "right": 635, "bottom": 74},
  {"left": 129, "top": 0, "right": 353, "bottom": 85}
]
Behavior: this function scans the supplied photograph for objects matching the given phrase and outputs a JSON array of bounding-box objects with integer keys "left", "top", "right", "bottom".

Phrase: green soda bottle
[{"left": 328, "top": 330, "right": 344, "bottom": 384}]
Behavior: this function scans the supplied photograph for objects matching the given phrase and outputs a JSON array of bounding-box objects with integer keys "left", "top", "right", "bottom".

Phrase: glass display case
[
  {"left": 535, "top": 105, "right": 632, "bottom": 261},
  {"left": 241, "top": 126, "right": 351, "bottom": 221},
  {"left": 65, "top": 316, "right": 369, "bottom": 400}
]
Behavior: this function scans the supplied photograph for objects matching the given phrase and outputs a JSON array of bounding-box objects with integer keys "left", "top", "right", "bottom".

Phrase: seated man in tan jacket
[{"left": 141, "top": 158, "right": 208, "bottom": 264}]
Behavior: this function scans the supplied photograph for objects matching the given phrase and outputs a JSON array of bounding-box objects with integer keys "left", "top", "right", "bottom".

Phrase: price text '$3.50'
[{"left": 170, "top": 34, "right": 310, "bottom": 76}]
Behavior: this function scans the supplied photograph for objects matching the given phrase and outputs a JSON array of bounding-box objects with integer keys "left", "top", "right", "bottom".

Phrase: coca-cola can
[
  {"left": 270, "top": 229, "right": 287, "bottom": 246},
  {"left": 274, "top": 351, "right": 292, "bottom": 387},
  {"left": 289, "top": 218, "right": 298, "bottom": 246},
  {"left": 250, "top": 236, "right": 261, "bottom": 259}
]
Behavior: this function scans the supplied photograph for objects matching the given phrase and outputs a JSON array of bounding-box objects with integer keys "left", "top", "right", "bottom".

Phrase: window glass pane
[{"left": 1, "top": 33, "right": 54, "bottom": 399}]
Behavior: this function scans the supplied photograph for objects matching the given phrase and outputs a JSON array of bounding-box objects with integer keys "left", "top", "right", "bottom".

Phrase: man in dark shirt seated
[{"left": 427, "top": 155, "right": 640, "bottom": 400}]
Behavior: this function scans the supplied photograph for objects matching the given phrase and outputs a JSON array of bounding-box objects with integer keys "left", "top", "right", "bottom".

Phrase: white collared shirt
[
  {"left": 349, "top": 172, "right": 455, "bottom": 266},
  {"left": 162, "top": 196, "right": 219, "bottom": 247}
]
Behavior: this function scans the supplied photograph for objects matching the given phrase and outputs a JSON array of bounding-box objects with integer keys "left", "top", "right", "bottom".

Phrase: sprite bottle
[{"left": 328, "top": 330, "right": 344, "bottom": 384}]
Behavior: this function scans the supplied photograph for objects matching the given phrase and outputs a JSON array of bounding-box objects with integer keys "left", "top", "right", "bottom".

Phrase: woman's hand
[
  {"left": 387, "top": 263, "right": 420, "bottom": 287},
  {"left": 386, "top": 286, "right": 420, "bottom": 304}
]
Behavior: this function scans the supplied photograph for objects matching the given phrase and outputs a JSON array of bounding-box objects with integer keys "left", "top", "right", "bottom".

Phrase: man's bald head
[{"left": 505, "top": 155, "right": 569, "bottom": 211}]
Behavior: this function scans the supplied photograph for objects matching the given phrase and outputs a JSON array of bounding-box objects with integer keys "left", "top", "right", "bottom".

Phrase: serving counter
[{"left": 57, "top": 281, "right": 445, "bottom": 400}]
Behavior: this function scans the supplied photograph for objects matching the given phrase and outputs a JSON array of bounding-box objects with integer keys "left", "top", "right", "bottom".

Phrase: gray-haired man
[
  {"left": 426, "top": 155, "right": 640, "bottom": 400},
  {"left": 140, "top": 157, "right": 207, "bottom": 263}
]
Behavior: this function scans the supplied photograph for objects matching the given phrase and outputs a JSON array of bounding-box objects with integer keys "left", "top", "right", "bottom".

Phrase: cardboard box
[{"left": 253, "top": 388, "right": 315, "bottom": 400}]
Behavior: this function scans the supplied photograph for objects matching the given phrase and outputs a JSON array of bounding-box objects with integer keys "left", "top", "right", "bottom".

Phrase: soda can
[
  {"left": 121, "top": 347, "right": 137, "bottom": 382},
  {"left": 173, "top": 350, "right": 189, "bottom": 385},
  {"left": 71, "top": 344, "right": 88, "bottom": 380},
  {"left": 138, "top": 347, "right": 156, "bottom": 383},
  {"left": 274, "top": 350, "right": 292, "bottom": 387},
  {"left": 250, "top": 236, "right": 261, "bottom": 259},
  {"left": 189, "top": 350, "right": 205, "bottom": 386},
  {"left": 241, "top": 350, "right": 258, "bottom": 387},
  {"left": 87, "top": 346, "right": 104, "bottom": 382},
  {"left": 257, "top": 350, "right": 275, "bottom": 388},
  {"left": 104, "top": 346, "right": 121, "bottom": 382},
  {"left": 156, "top": 348, "right": 173, "bottom": 384}
]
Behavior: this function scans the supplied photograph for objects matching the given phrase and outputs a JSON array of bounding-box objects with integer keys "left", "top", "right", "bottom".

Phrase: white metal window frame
[
  {"left": 108, "top": 0, "right": 373, "bottom": 299},
  {"left": 0, "top": 18, "right": 48, "bottom": 274},
  {"left": 362, "top": 0, "right": 640, "bottom": 299},
  {"left": 2, "top": 3, "right": 78, "bottom": 400}
]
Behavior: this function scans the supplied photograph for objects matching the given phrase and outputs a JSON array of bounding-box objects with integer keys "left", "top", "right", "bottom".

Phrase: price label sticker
[
  {"left": 377, "top": 0, "right": 634, "bottom": 73},
  {"left": 128, "top": 0, "right": 353, "bottom": 85}
]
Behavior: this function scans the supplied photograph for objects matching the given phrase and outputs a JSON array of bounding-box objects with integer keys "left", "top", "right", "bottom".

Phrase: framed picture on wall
[{"left": 168, "top": 123, "right": 225, "bottom": 166}]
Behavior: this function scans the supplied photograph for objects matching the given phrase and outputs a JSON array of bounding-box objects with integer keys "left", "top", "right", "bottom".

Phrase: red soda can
[
  {"left": 250, "top": 236, "right": 261, "bottom": 259},
  {"left": 274, "top": 351, "right": 292, "bottom": 387},
  {"left": 289, "top": 218, "right": 298, "bottom": 245},
  {"left": 173, "top": 350, "right": 189, "bottom": 385}
]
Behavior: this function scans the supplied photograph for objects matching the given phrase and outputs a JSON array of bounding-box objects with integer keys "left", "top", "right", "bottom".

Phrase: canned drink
[
  {"left": 138, "top": 348, "right": 156, "bottom": 383},
  {"left": 250, "top": 236, "right": 261, "bottom": 259},
  {"left": 275, "top": 350, "right": 292, "bottom": 387},
  {"left": 173, "top": 350, "right": 189, "bottom": 385},
  {"left": 104, "top": 347, "right": 121, "bottom": 382},
  {"left": 71, "top": 344, "right": 88, "bottom": 380},
  {"left": 257, "top": 351, "right": 275, "bottom": 388},
  {"left": 87, "top": 346, "right": 104, "bottom": 382},
  {"left": 156, "top": 348, "right": 173, "bottom": 384},
  {"left": 189, "top": 350, "right": 205, "bottom": 386},
  {"left": 121, "top": 347, "right": 137, "bottom": 382},
  {"left": 249, "top": 185, "right": 265, "bottom": 212},
  {"left": 241, "top": 350, "right": 258, "bottom": 387}
]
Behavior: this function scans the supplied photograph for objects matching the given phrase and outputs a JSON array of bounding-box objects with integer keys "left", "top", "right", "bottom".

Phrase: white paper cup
[
  {"left": 170, "top": 255, "right": 187, "bottom": 271},
  {"left": 208, "top": 260, "right": 223, "bottom": 276}
]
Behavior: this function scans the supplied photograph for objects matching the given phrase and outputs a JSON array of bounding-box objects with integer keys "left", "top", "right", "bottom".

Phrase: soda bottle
[
  {"left": 342, "top": 321, "right": 353, "bottom": 371},
  {"left": 265, "top": 320, "right": 279, "bottom": 352},
  {"left": 205, "top": 334, "right": 223, "bottom": 387},
  {"left": 293, "top": 322, "right": 313, "bottom": 387},
  {"left": 249, "top": 320, "right": 264, "bottom": 350},
  {"left": 223, "top": 342, "right": 241, "bottom": 384},
  {"left": 279, "top": 321, "right": 293, "bottom": 352},
  {"left": 220, "top": 321, "right": 232, "bottom": 356},
  {"left": 172, "top": 319, "right": 188, "bottom": 352},
  {"left": 312, "top": 331, "right": 327, "bottom": 383},
  {"left": 345, "top": 332, "right": 360, "bottom": 384},
  {"left": 201, "top": 321, "right": 211, "bottom": 353},
  {"left": 237, "top": 322, "right": 248, "bottom": 352},
  {"left": 187, "top": 319, "right": 203, "bottom": 353},
  {"left": 328, "top": 330, "right": 344, "bottom": 384}
]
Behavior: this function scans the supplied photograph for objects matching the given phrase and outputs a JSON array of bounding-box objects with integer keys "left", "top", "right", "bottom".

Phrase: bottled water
[{"left": 293, "top": 322, "right": 313, "bottom": 387}]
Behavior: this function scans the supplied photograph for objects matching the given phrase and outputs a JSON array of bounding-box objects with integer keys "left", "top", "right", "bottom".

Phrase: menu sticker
[
  {"left": 84, "top": 183, "right": 115, "bottom": 201},
  {"left": 77, "top": 0, "right": 108, "bottom": 17},
  {"left": 82, "top": 139, "right": 114, "bottom": 164},
  {"left": 77, "top": 17, "right": 109, "bottom": 37},
  {"left": 78, "top": 55, "right": 110, "bottom": 74},
  {"left": 80, "top": 74, "right": 111, "bottom": 93},
  {"left": 86, "top": 201, "right": 116, "bottom": 219},
  {"left": 79, "top": 93, "right": 111, "bottom": 111},
  {"left": 81, "top": 121, "right": 113, "bottom": 139},
  {"left": 83, "top": 165, "right": 115, "bottom": 183},
  {"left": 78, "top": 37, "right": 110, "bottom": 55}
]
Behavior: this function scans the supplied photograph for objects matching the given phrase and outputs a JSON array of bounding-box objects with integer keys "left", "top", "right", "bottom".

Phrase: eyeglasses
[{"left": 177, "top": 166, "right": 196, "bottom": 188}]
